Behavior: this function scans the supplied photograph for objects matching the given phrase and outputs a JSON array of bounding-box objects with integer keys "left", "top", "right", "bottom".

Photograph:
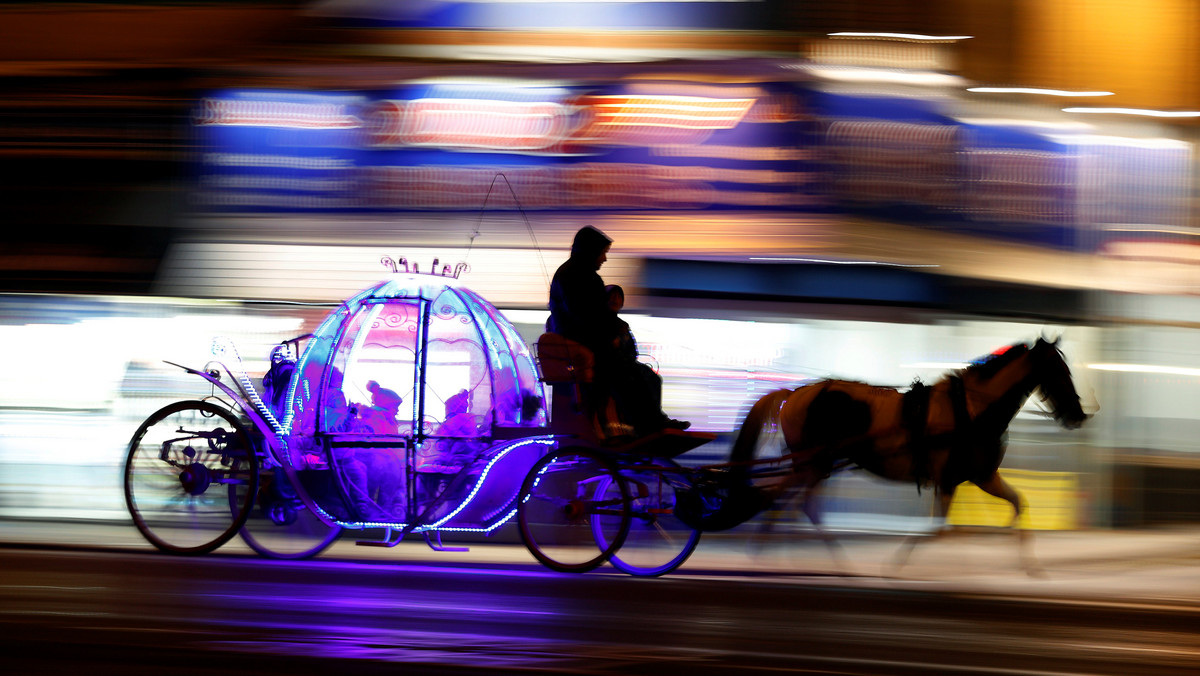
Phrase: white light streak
[
  {"left": 967, "top": 87, "right": 1113, "bottom": 97},
  {"left": 806, "top": 65, "right": 966, "bottom": 87},
  {"left": 454, "top": 0, "right": 756, "bottom": 3},
  {"left": 955, "top": 117, "right": 1092, "bottom": 131},
  {"left": 749, "top": 257, "right": 939, "bottom": 268},
  {"left": 1047, "top": 133, "right": 1190, "bottom": 150},
  {"left": 1104, "top": 226, "right": 1200, "bottom": 236},
  {"left": 403, "top": 77, "right": 574, "bottom": 89},
  {"left": 901, "top": 362, "right": 969, "bottom": 370},
  {"left": 590, "top": 95, "right": 756, "bottom": 129},
  {"left": 1089, "top": 363, "right": 1200, "bottom": 377},
  {"left": 1063, "top": 107, "right": 1200, "bottom": 118},
  {"left": 828, "top": 32, "right": 973, "bottom": 42}
]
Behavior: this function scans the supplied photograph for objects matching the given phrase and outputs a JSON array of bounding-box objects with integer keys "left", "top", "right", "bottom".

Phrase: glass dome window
[{"left": 283, "top": 272, "right": 547, "bottom": 455}]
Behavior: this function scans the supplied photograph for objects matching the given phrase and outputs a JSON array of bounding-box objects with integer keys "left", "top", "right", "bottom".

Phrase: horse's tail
[{"left": 729, "top": 388, "right": 792, "bottom": 471}]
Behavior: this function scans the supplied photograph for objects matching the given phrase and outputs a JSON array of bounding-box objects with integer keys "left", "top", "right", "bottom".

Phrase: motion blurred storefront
[{"left": 2, "top": 1, "right": 1200, "bottom": 529}]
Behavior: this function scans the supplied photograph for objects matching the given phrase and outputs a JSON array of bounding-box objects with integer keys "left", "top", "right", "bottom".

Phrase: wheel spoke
[
  {"left": 236, "top": 468, "right": 341, "bottom": 560},
  {"left": 602, "top": 461, "right": 700, "bottom": 577},
  {"left": 518, "top": 447, "right": 630, "bottom": 573},
  {"left": 124, "top": 401, "right": 259, "bottom": 555}
]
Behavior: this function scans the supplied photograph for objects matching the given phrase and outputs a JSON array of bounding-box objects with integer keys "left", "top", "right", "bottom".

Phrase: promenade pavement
[{"left": 4, "top": 518, "right": 1199, "bottom": 608}]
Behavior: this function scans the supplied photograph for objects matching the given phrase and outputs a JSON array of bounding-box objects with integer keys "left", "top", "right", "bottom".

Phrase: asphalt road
[{"left": 4, "top": 541, "right": 1200, "bottom": 676}]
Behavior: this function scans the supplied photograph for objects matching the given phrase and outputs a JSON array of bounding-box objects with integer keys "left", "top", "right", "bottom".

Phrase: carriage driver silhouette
[{"left": 547, "top": 225, "right": 689, "bottom": 437}]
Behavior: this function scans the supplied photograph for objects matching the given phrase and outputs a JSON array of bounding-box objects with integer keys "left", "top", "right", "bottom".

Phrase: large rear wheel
[
  {"left": 124, "top": 400, "right": 258, "bottom": 554},
  {"left": 518, "top": 447, "right": 630, "bottom": 573},
  {"left": 594, "top": 459, "right": 700, "bottom": 577}
]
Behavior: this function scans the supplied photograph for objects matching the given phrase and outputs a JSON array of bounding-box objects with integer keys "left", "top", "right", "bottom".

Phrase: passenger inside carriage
[
  {"left": 416, "top": 388, "right": 485, "bottom": 512},
  {"left": 323, "top": 373, "right": 406, "bottom": 520},
  {"left": 419, "top": 389, "right": 483, "bottom": 473},
  {"left": 547, "top": 225, "right": 689, "bottom": 437},
  {"left": 358, "top": 379, "right": 404, "bottom": 435}
]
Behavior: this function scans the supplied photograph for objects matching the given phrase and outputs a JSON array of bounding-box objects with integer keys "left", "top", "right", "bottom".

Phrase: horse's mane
[{"left": 961, "top": 341, "right": 1031, "bottom": 381}]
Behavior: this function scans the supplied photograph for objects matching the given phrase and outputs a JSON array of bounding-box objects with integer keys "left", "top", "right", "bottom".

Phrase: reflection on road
[{"left": 3, "top": 542, "right": 1200, "bottom": 675}]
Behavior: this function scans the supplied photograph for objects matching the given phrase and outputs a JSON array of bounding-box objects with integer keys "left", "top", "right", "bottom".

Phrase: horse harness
[
  {"left": 901, "top": 381, "right": 932, "bottom": 487},
  {"left": 902, "top": 374, "right": 973, "bottom": 490}
]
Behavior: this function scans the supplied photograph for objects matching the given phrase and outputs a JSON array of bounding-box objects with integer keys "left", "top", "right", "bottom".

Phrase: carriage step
[
  {"left": 425, "top": 531, "right": 469, "bottom": 552},
  {"left": 356, "top": 539, "right": 400, "bottom": 547},
  {"left": 355, "top": 528, "right": 404, "bottom": 548}
]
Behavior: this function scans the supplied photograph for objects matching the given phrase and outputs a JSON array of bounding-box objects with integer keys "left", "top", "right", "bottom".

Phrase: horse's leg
[
  {"left": 890, "top": 486, "right": 955, "bottom": 575},
  {"left": 798, "top": 479, "right": 853, "bottom": 574},
  {"left": 747, "top": 484, "right": 800, "bottom": 552},
  {"left": 748, "top": 471, "right": 851, "bottom": 574},
  {"left": 974, "top": 472, "right": 1044, "bottom": 577}
]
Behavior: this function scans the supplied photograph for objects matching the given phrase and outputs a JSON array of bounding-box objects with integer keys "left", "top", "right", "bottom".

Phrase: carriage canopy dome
[{"left": 284, "top": 272, "right": 547, "bottom": 442}]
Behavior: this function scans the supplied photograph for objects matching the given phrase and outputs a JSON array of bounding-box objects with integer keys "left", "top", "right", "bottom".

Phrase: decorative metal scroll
[{"left": 381, "top": 255, "right": 470, "bottom": 278}]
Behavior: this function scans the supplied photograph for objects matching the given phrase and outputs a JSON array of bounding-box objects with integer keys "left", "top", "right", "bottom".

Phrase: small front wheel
[
  {"left": 124, "top": 400, "right": 259, "bottom": 555},
  {"left": 235, "top": 465, "right": 341, "bottom": 560},
  {"left": 595, "top": 459, "right": 700, "bottom": 577},
  {"left": 518, "top": 447, "right": 630, "bottom": 573}
]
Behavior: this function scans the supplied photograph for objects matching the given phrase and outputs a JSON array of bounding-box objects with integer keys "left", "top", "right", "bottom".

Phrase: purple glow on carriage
[
  {"left": 123, "top": 262, "right": 577, "bottom": 558},
  {"left": 271, "top": 266, "right": 554, "bottom": 536},
  {"left": 124, "top": 259, "right": 711, "bottom": 573}
]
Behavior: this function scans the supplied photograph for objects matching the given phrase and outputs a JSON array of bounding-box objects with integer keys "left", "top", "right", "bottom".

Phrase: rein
[{"left": 880, "top": 374, "right": 976, "bottom": 490}]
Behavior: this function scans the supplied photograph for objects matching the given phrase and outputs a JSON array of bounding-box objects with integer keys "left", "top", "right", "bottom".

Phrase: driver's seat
[{"left": 535, "top": 333, "right": 630, "bottom": 442}]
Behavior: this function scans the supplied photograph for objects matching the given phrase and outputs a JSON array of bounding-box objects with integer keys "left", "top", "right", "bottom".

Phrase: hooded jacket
[{"left": 547, "top": 226, "right": 619, "bottom": 355}]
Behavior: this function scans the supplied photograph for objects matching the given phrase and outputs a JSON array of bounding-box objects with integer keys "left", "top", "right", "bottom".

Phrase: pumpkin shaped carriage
[{"left": 122, "top": 260, "right": 718, "bottom": 575}]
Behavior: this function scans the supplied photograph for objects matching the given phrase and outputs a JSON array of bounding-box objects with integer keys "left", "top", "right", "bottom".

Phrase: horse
[{"left": 727, "top": 336, "right": 1090, "bottom": 576}]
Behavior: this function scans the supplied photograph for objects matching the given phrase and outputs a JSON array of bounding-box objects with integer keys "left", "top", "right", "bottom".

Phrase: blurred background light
[
  {"left": 827, "top": 32, "right": 973, "bottom": 42},
  {"left": 1089, "top": 363, "right": 1200, "bottom": 377},
  {"left": 4, "top": 0, "right": 1200, "bottom": 535},
  {"left": 805, "top": 65, "right": 966, "bottom": 86},
  {"left": 1063, "top": 107, "right": 1200, "bottom": 117},
  {"left": 967, "top": 87, "right": 1115, "bottom": 97}
]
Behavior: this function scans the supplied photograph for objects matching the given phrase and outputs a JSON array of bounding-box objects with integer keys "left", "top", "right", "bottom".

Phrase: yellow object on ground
[{"left": 947, "top": 469, "right": 1079, "bottom": 530}]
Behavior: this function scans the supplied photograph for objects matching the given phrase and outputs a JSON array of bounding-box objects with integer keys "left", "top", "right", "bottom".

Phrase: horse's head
[{"left": 1030, "top": 337, "right": 1089, "bottom": 429}]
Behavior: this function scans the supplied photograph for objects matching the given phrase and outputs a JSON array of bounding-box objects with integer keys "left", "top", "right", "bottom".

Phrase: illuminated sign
[
  {"left": 580, "top": 94, "right": 756, "bottom": 146},
  {"left": 195, "top": 90, "right": 366, "bottom": 212},
  {"left": 196, "top": 74, "right": 820, "bottom": 214},
  {"left": 815, "top": 89, "right": 1194, "bottom": 251},
  {"left": 821, "top": 97, "right": 1085, "bottom": 247},
  {"left": 316, "top": 1, "right": 773, "bottom": 31},
  {"left": 367, "top": 98, "right": 578, "bottom": 152},
  {"left": 198, "top": 98, "right": 362, "bottom": 130},
  {"left": 825, "top": 119, "right": 960, "bottom": 210},
  {"left": 365, "top": 92, "right": 758, "bottom": 152}
]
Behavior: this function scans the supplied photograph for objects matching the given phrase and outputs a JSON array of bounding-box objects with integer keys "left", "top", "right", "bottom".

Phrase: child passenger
[{"left": 604, "top": 284, "right": 687, "bottom": 432}]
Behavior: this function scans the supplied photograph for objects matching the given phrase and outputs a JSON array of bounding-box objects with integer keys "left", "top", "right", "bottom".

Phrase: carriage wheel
[
  {"left": 593, "top": 459, "right": 701, "bottom": 577},
  {"left": 123, "top": 400, "right": 259, "bottom": 555},
  {"left": 518, "top": 447, "right": 630, "bottom": 573},
  {"left": 234, "top": 465, "right": 341, "bottom": 560}
]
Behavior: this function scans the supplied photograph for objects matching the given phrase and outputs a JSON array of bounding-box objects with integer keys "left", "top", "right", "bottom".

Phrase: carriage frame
[{"left": 121, "top": 265, "right": 755, "bottom": 576}]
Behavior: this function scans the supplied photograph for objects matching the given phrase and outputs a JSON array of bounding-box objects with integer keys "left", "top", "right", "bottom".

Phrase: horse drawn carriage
[
  {"left": 123, "top": 260, "right": 718, "bottom": 575},
  {"left": 123, "top": 259, "right": 1089, "bottom": 576}
]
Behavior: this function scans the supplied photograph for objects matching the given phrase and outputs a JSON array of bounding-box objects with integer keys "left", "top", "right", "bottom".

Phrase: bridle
[{"left": 1029, "top": 340, "right": 1084, "bottom": 426}]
